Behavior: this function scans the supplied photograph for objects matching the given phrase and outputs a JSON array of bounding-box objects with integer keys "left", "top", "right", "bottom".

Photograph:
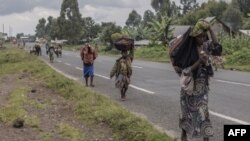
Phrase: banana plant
[{"left": 148, "top": 16, "right": 173, "bottom": 46}]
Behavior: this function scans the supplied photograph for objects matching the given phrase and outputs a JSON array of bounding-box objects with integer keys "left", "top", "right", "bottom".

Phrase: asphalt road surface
[{"left": 26, "top": 43, "right": 250, "bottom": 141}]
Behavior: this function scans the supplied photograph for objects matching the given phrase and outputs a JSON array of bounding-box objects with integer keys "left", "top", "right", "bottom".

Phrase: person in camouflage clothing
[{"left": 110, "top": 49, "right": 134, "bottom": 101}]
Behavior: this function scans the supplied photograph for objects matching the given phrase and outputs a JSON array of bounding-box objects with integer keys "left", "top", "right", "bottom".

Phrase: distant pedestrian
[
  {"left": 45, "top": 42, "right": 49, "bottom": 55},
  {"left": 80, "top": 44, "right": 97, "bottom": 87},
  {"left": 110, "top": 37, "right": 134, "bottom": 101},
  {"left": 212, "top": 56, "right": 224, "bottom": 71}
]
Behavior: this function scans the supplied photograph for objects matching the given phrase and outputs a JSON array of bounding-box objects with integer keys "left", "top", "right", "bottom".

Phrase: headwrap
[{"left": 190, "top": 19, "right": 210, "bottom": 37}]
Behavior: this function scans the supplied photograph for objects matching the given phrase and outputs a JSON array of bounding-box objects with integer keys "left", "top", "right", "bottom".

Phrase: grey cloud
[
  {"left": 0, "top": 0, "right": 140, "bottom": 16},
  {"left": 0, "top": 0, "right": 61, "bottom": 15}
]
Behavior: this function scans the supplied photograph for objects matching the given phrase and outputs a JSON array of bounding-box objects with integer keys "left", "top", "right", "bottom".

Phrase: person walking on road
[
  {"left": 110, "top": 47, "right": 134, "bottom": 101},
  {"left": 80, "top": 44, "right": 97, "bottom": 87},
  {"left": 48, "top": 44, "right": 55, "bottom": 63},
  {"left": 170, "top": 20, "right": 222, "bottom": 141}
]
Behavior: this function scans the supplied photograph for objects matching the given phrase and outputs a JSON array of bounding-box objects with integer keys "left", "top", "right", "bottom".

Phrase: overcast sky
[{"left": 0, "top": 0, "right": 210, "bottom": 36}]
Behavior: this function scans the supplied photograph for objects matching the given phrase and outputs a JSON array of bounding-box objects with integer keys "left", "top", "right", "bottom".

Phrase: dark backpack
[{"left": 168, "top": 27, "right": 199, "bottom": 75}]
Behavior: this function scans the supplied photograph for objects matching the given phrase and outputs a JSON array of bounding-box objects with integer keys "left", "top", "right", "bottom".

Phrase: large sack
[{"left": 168, "top": 27, "right": 199, "bottom": 74}]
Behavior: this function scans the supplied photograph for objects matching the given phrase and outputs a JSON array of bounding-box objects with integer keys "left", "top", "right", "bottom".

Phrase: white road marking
[
  {"left": 209, "top": 110, "right": 250, "bottom": 125},
  {"left": 129, "top": 85, "right": 155, "bottom": 94},
  {"left": 215, "top": 79, "right": 250, "bottom": 87},
  {"left": 64, "top": 63, "right": 71, "bottom": 66},
  {"left": 93, "top": 73, "right": 155, "bottom": 94},
  {"left": 74, "top": 67, "right": 155, "bottom": 94},
  {"left": 76, "top": 67, "right": 83, "bottom": 71},
  {"left": 133, "top": 65, "right": 143, "bottom": 69},
  {"left": 95, "top": 73, "right": 110, "bottom": 80},
  {"left": 42, "top": 58, "right": 250, "bottom": 125},
  {"left": 42, "top": 59, "right": 78, "bottom": 81},
  {"left": 57, "top": 60, "right": 62, "bottom": 63}
]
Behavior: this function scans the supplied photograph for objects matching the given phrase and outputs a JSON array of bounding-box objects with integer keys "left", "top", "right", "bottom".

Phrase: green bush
[
  {"left": 226, "top": 48, "right": 250, "bottom": 65},
  {"left": 135, "top": 45, "right": 169, "bottom": 62},
  {"left": 221, "top": 36, "right": 250, "bottom": 55}
]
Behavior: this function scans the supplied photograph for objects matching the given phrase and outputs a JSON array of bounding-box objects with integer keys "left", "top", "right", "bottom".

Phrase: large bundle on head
[{"left": 114, "top": 37, "right": 134, "bottom": 51}]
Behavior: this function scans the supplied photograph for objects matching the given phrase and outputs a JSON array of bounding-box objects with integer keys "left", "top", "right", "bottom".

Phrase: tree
[
  {"left": 205, "top": 1, "right": 228, "bottom": 19},
  {"left": 151, "top": 0, "right": 179, "bottom": 17},
  {"left": 222, "top": 2, "right": 243, "bottom": 31},
  {"left": 136, "top": 25, "right": 151, "bottom": 40},
  {"left": 99, "top": 22, "right": 121, "bottom": 48},
  {"left": 58, "top": 0, "right": 82, "bottom": 44},
  {"left": 181, "top": 0, "right": 199, "bottom": 14},
  {"left": 179, "top": 1, "right": 228, "bottom": 25},
  {"left": 122, "top": 25, "right": 151, "bottom": 40},
  {"left": 237, "top": 0, "right": 250, "bottom": 17},
  {"left": 125, "top": 10, "right": 142, "bottom": 27},
  {"left": 148, "top": 16, "right": 173, "bottom": 46},
  {"left": 35, "top": 18, "right": 46, "bottom": 38},
  {"left": 81, "top": 17, "right": 101, "bottom": 41},
  {"left": 142, "top": 10, "right": 155, "bottom": 28},
  {"left": 50, "top": 18, "right": 60, "bottom": 40},
  {"left": 45, "top": 16, "right": 53, "bottom": 39},
  {"left": 16, "top": 33, "right": 24, "bottom": 39}
]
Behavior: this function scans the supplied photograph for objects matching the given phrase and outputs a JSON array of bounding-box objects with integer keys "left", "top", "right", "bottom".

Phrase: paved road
[{"left": 26, "top": 43, "right": 250, "bottom": 141}]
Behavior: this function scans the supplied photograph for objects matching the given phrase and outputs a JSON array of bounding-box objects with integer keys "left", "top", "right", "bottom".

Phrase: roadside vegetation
[
  {"left": 31, "top": 0, "right": 250, "bottom": 71},
  {"left": 221, "top": 36, "right": 250, "bottom": 71},
  {"left": 0, "top": 45, "right": 173, "bottom": 141}
]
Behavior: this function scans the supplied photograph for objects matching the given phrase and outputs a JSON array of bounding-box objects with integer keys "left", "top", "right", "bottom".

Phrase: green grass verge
[
  {"left": 224, "top": 64, "right": 250, "bottom": 72},
  {"left": 134, "top": 47, "right": 170, "bottom": 63},
  {"left": 0, "top": 88, "right": 29, "bottom": 123},
  {"left": 99, "top": 45, "right": 170, "bottom": 63},
  {"left": 57, "top": 123, "right": 84, "bottom": 141},
  {"left": 40, "top": 132, "right": 53, "bottom": 141},
  {"left": 0, "top": 87, "right": 40, "bottom": 128},
  {"left": 0, "top": 47, "right": 173, "bottom": 141}
]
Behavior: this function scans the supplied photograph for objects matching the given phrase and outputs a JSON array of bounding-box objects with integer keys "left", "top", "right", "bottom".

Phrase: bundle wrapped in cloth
[{"left": 114, "top": 37, "right": 134, "bottom": 51}]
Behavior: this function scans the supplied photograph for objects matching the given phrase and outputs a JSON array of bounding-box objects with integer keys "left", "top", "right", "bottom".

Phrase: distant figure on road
[
  {"left": 169, "top": 19, "right": 222, "bottom": 141},
  {"left": 110, "top": 38, "right": 134, "bottom": 101},
  {"left": 45, "top": 42, "right": 49, "bottom": 55},
  {"left": 212, "top": 56, "right": 224, "bottom": 71},
  {"left": 80, "top": 44, "right": 97, "bottom": 87},
  {"left": 48, "top": 45, "right": 55, "bottom": 63},
  {"left": 34, "top": 42, "right": 42, "bottom": 56},
  {"left": 55, "top": 44, "right": 62, "bottom": 57}
]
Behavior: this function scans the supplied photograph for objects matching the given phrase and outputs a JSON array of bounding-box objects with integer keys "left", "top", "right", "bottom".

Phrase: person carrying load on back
[
  {"left": 169, "top": 19, "right": 222, "bottom": 141},
  {"left": 80, "top": 44, "right": 97, "bottom": 87},
  {"left": 48, "top": 44, "right": 55, "bottom": 63},
  {"left": 110, "top": 37, "right": 134, "bottom": 101}
]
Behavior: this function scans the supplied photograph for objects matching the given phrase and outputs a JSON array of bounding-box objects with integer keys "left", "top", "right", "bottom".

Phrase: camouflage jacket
[{"left": 110, "top": 49, "right": 134, "bottom": 78}]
